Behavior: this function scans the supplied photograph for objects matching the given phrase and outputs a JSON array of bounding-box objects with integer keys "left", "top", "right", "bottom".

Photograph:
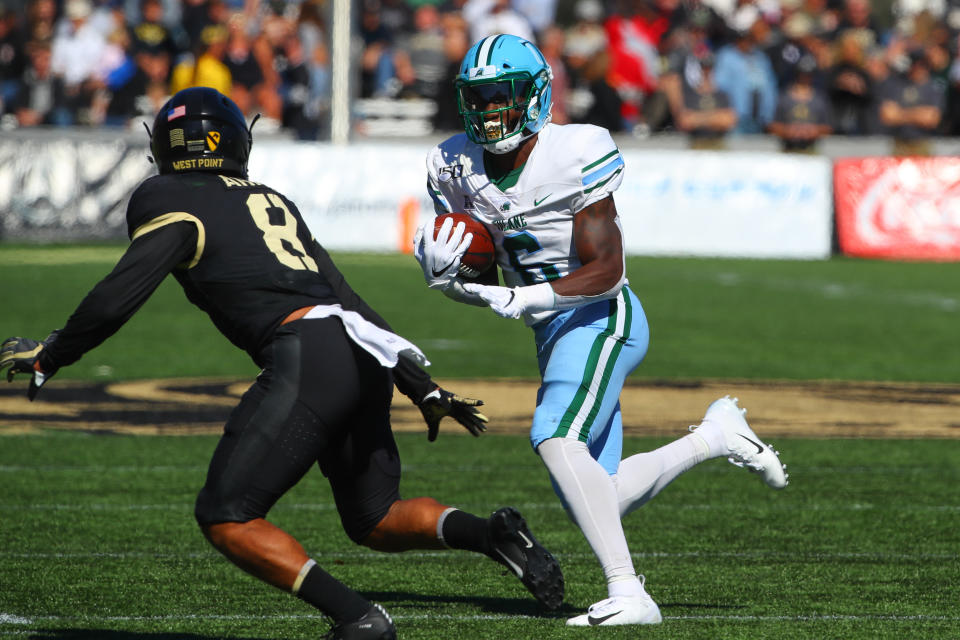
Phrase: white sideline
[
  {"left": 2, "top": 612, "right": 959, "bottom": 625},
  {"left": 3, "top": 501, "right": 959, "bottom": 513},
  {"left": 1, "top": 550, "right": 957, "bottom": 561}
]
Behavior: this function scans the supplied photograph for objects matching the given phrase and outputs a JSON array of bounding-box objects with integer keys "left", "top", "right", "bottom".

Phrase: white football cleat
[
  {"left": 694, "top": 395, "right": 789, "bottom": 489},
  {"left": 566, "top": 579, "right": 662, "bottom": 626}
]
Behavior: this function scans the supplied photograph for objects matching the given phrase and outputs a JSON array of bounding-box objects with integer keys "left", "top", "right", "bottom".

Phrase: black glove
[
  {"left": 417, "top": 387, "right": 488, "bottom": 442},
  {"left": 0, "top": 330, "right": 60, "bottom": 401}
]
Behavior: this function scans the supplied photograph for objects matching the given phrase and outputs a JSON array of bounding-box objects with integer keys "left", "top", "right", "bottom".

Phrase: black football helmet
[{"left": 149, "top": 87, "right": 252, "bottom": 177}]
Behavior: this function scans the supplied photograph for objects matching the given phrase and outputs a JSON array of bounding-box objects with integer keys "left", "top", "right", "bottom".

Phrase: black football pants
[{"left": 194, "top": 316, "right": 402, "bottom": 542}]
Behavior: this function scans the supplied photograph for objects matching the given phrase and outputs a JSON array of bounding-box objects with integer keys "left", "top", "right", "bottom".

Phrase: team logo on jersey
[
  {"left": 206, "top": 131, "right": 221, "bottom": 152},
  {"left": 463, "top": 195, "right": 475, "bottom": 213},
  {"left": 438, "top": 163, "right": 463, "bottom": 182}
]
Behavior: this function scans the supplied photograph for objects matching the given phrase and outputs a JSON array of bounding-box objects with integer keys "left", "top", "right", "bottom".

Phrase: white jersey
[{"left": 426, "top": 123, "right": 626, "bottom": 325}]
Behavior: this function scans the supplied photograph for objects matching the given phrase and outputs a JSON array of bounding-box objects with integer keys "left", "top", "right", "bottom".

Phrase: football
[{"left": 433, "top": 212, "right": 495, "bottom": 277}]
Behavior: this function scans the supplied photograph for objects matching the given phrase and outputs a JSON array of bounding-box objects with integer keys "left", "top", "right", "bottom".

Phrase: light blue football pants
[{"left": 530, "top": 285, "right": 649, "bottom": 475}]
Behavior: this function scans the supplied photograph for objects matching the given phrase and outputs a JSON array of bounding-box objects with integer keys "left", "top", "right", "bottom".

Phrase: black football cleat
[
  {"left": 488, "top": 506, "right": 564, "bottom": 610},
  {"left": 323, "top": 603, "right": 396, "bottom": 640}
]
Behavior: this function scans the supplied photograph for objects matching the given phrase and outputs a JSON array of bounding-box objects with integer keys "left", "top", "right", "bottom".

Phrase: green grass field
[
  {"left": 2, "top": 246, "right": 959, "bottom": 382},
  {"left": 2, "top": 246, "right": 959, "bottom": 639}
]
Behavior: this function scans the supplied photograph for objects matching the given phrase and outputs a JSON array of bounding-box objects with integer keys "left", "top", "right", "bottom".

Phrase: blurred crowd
[
  {"left": 2, "top": 0, "right": 960, "bottom": 152},
  {"left": 0, "top": 0, "right": 331, "bottom": 137}
]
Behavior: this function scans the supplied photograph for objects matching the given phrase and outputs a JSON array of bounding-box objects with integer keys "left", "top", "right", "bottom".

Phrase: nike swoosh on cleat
[
  {"left": 495, "top": 549, "right": 524, "bottom": 578},
  {"left": 588, "top": 611, "right": 622, "bottom": 625},
  {"left": 738, "top": 434, "right": 765, "bottom": 454},
  {"left": 431, "top": 260, "right": 457, "bottom": 277},
  {"left": 516, "top": 531, "right": 534, "bottom": 549}
]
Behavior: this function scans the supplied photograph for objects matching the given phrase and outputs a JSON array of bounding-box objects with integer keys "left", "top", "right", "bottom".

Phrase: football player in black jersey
[{"left": 0, "top": 87, "right": 563, "bottom": 639}]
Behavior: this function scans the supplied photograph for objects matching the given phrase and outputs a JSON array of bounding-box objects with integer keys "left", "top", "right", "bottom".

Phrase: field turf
[{"left": 2, "top": 246, "right": 959, "bottom": 639}]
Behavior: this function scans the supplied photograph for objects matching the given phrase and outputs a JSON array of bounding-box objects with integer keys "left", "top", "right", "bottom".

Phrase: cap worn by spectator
[
  {"left": 574, "top": 0, "right": 603, "bottom": 23},
  {"left": 782, "top": 12, "right": 813, "bottom": 40},
  {"left": 729, "top": 4, "right": 760, "bottom": 36},
  {"left": 65, "top": 0, "right": 92, "bottom": 20}
]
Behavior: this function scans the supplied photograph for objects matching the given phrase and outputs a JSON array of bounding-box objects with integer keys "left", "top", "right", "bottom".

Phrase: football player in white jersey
[{"left": 413, "top": 33, "right": 789, "bottom": 627}]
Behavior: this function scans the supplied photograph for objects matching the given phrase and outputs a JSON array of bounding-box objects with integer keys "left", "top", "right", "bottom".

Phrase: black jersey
[
  {"left": 41, "top": 171, "right": 434, "bottom": 401},
  {"left": 126, "top": 172, "right": 340, "bottom": 358}
]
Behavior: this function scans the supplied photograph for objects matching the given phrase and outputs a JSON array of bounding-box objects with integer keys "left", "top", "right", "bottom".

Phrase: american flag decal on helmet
[{"left": 167, "top": 105, "right": 186, "bottom": 121}]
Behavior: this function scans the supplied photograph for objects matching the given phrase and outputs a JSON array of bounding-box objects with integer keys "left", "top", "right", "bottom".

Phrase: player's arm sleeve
[
  {"left": 307, "top": 238, "right": 436, "bottom": 402},
  {"left": 38, "top": 221, "right": 198, "bottom": 372}
]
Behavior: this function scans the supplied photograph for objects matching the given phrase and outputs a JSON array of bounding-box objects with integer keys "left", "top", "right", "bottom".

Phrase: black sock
[
  {"left": 296, "top": 563, "right": 371, "bottom": 623},
  {"left": 440, "top": 509, "right": 492, "bottom": 556}
]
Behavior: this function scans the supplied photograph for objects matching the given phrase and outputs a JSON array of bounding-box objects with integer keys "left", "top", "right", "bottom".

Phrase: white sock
[
  {"left": 537, "top": 438, "right": 637, "bottom": 588},
  {"left": 613, "top": 432, "right": 710, "bottom": 517}
]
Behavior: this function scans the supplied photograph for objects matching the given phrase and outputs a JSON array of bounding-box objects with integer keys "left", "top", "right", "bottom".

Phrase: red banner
[{"left": 834, "top": 157, "right": 960, "bottom": 260}]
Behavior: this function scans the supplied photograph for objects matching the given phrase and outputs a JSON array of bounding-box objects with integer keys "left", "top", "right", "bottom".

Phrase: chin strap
[{"left": 142, "top": 121, "right": 155, "bottom": 164}]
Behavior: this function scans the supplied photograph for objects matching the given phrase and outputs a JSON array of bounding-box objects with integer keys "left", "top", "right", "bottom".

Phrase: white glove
[
  {"left": 462, "top": 282, "right": 556, "bottom": 319},
  {"left": 413, "top": 217, "right": 473, "bottom": 291}
]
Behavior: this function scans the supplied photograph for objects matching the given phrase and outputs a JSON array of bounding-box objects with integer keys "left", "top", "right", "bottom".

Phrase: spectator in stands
[
  {"left": 25, "top": 0, "right": 57, "bottom": 42},
  {"left": 296, "top": 0, "right": 332, "bottom": 133},
  {"left": 87, "top": 0, "right": 128, "bottom": 40},
  {"left": 827, "top": 29, "right": 874, "bottom": 135},
  {"left": 11, "top": 39, "right": 71, "bottom": 126},
  {"left": 513, "top": 0, "right": 557, "bottom": 37},
  {"left": 224, "top": 12, "right": 280, "bottom": 120},
  {"left": 360, "top": 0, "right": 401, "bottom": 97},
  {"left": 378, "top": 0, "right": 412, "bottom": 36},
  {"left": 91, "top": 25, "right": 136, "bottom": 125},
  {"left": 713, "top": 5, "right": 777, "bottom": 134},
  {"left": 254, "top": 7, "right": 294, "bottom": 129},
  {"left": 180, "top": 0, "right": 213, "bottom": 49},
  {"left": 170, "top": 22, "right": 231, "bottom": 96},
  {"left": 604, "top": 0, "right": 664, "bottom": 132},
  {"left": 832, "top": 0, "right": 882, "bottom": 47},
  {"left": 769, "top": 54, "right": 832, "bottom": 153},
  {"left": 767, "top": 11, "right": 818, "bottom": 89},
  {"left": 104, "top": 41, "right": 170, "bottom": 124},
  {"left": 656, "top": 6, "right": 715, "bottom": 132},
  {"left": 879, "top": 48, "right": 944, "bottom": 155},
  {"left": 432, "top": 12, "right": 469, "bottom": 131},
  {"left": 394, "top": 3, "right": 448, "bottom": 102},
  {"left": 569, "top": 46, "right": 624, "bottom": 131},
  {"left": 132, "top": 0, "right": 179, "bottom": 60},
  {"left": 675, "top": 51, "right": 737, "bottom": 149},
  {"left": 538, "top": 25, "right": 568, "bottom": 123},
  {"left": 0, "top": 6, "right": 27, "bottom": 114},
  {"left": 275, "top": 31, "right": 320, "bottom": 139},
  {"left": 463, "top": 0, "right": 536, "bottom": 44},
  {"left": 803, "top": 0, "right": 841, "bottom": 37},
  {"left": 51, "top": 0, "right": 109, "bottom": 124}
]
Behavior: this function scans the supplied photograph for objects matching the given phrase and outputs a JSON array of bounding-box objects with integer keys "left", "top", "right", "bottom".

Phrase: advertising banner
[
  {"left": 2, "top": 136, "right": 834, "bottom": 260},
  {"left": 834, "top": 157, "right": 960, "bottom": 261},
  {"left": 616, "top": 151, "right": 833, "bottom": 259}
]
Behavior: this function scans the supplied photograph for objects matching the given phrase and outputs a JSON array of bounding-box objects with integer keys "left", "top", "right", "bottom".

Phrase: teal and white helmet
[{"left": 455, "top": 34, "right": 553, "bottom": 154}]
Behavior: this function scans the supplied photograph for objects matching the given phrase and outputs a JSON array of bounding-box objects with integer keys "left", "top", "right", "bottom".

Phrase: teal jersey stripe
[
  {"left": 582, "top": 149, "right": 619, "bottom": 173},
  {"left": 582, "top": 156, "right": 624, "bottom": 187},
  {"left": 584, "top": 166, "right": 624, "bottom": 194}
]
